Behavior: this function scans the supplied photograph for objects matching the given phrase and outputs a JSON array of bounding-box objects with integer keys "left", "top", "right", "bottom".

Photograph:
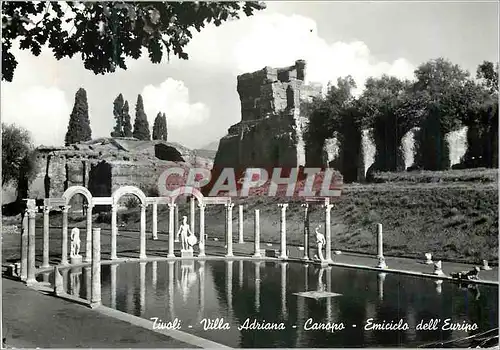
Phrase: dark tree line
[{"left": 305, "top": 58, "right": 499, "bottom": 182}]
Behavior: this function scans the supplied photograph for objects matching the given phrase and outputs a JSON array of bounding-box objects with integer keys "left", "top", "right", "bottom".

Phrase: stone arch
[
  {"left": 168, "top": 186, "right": 204, "bottom": 204},
  {"left": 111, "top": 186, "right": 146, "bottom": 206},
  {"left": 62, "top": 186, "right": 93, "bottom": 206}
]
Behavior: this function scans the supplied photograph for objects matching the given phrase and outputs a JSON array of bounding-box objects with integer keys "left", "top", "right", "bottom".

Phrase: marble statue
[
  {"left": 315, "top": 224, "right": 326, "bottom": 262},
  {"left": 177, "top": 216, "right": 197, "bottom": 251},
  {"left": 70, "top": 227, "right": 81, "bottom": 257}
]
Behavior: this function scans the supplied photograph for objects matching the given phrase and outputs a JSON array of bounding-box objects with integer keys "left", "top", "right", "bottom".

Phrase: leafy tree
[
  {"left": 359, "top": 75, "right": 420, "bottom": 172},
  {"left": 476, "top": 61, "right": 499, "bottom": 94},
  {"left": 133, "top": 94, "right": 150, "bottom": 140},
  {"left": 111, "top": 93, "right": 124, "bottom": 137},
  {"left": 65, "top": 87, "right": 92, "bottom": 146},
  {"left": 1, "top": 123, "right": 34, "bottom": 187},
  {"left": 152, "top": 112, "right": 168, "bottom": 141},
  {"left": 305, "top": 76, "right": 361, "bottom": 182},
  {"left": 412, "top": 58, "right": 471, "bottom": 170},
  {"left": 122, "top": 100, "right": 133, "bottom": 137},
  {"left": 1, "top": 1, "right": 266, "bottom": 82}
]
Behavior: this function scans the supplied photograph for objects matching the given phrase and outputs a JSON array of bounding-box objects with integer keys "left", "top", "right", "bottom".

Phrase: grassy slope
[{"left": 5, "top": 169, "right": 497, "bottom": 265}]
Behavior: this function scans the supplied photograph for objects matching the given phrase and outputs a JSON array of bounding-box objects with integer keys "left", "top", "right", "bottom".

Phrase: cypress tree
[
  {"left": 133, "top": 94, "right": 151, "bottom": 140},
  {"left": 152, "top": 112, "right": 168, "bottom": 141},
  {"left": 111, "top": 93, "right": 124, "bottom": 137},
  {"left": 65, "top": 87, "right": 92, "bottom": 146},
  {"left": 122, "top": 100, "right": 133, "bottom": 137}
]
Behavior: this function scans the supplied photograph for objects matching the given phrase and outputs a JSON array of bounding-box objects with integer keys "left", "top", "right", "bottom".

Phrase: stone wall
[
  {"left": 215, "top": 60, "right": 322, "bottom": 168},
  {"left": 27, "top": 138, "right": 210, "bottom": 202}
]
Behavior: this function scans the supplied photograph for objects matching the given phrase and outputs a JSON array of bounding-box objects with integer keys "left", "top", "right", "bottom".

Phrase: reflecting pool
[{"left": 37, "top": 260, "right": 498, "bottom": 348}]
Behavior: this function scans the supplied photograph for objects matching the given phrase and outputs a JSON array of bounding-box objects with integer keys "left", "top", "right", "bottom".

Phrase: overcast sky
[{"left": 1, "top": 1, "right": 498, "bottom": 149}]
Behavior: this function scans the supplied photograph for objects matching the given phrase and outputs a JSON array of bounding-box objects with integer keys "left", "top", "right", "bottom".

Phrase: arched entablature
[
  {"left": 168, "top": 186, "right": 204, "bottom": 204},
  {"left": 62, "top": 186, "right": 93, "bottom": 206},
  {"left": 111, "top": 186, "right": 147, "bottom": 206}
]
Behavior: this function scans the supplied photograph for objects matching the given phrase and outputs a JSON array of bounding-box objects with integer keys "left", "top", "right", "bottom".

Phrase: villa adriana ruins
[{"left": 25, "top": 59, "right": 470, "bottom": 203}]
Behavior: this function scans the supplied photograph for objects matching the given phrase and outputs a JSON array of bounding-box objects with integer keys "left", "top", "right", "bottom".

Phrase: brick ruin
[
  {"left": 214, "top": 60, "right": 322, "bottom": 168},
  {"left": 28, "top": 138, "right": 213, "bottom": 205}
]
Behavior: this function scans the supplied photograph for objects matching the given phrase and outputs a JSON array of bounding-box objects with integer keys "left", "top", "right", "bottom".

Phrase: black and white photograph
[{"left": 1, "top": 1, "right": 498, "bottom": 348}]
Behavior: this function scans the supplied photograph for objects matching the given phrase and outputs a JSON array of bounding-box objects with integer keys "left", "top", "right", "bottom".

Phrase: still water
[{"left": 37, "top": 260, "right": 498, "bottom": 347}]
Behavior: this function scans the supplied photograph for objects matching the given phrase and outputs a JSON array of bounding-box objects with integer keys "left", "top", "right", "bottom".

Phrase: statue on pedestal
[
  {"left": 70, "top": 227, "right": 81, "bottom": 257},
  {"left": 177, "top": 216, "right": 197, "bottom": 251}
]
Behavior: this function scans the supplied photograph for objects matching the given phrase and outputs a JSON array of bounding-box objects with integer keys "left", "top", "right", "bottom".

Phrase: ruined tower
[{"left": 214, "top": 60, "right": 322, "bottom": 168}]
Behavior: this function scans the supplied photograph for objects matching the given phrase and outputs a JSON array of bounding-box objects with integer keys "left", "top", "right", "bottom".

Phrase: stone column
[
  {"left": 111, "top": 204, "right": 118, "bottom": 260},
  {"left": 279, "top": 204, "right": 288, "bottom": 259},
  {"left": 190, "top": 196, "right": 195, "bottom": 234},
  {"left": 301, "top": 203, "right": 309, "bottom": 260},
  {"left": 152, "top": 260, "right": 158, "bottom": 290},
  {"left": 324, "top": 203, "right": 334, "bottom": 263},
  {"left": 42, "top": 206, "right": 51, "bottom": 268},
  {"left": 26, "top": 207, "right": 37, "bottom": 285},
  {"left": 91, "top": 228, "right": 101, "bottom": 308},
  {"left": 174, "top": 206, "right": 179, "bottom": 242},
  {"left": 253, "top": 209, "right": 261, "bottom": 257},
  {"left": 168, "top": 203, "right": 175, "bottom": 258},
  {"left": 377, "top": 223, "right": 383, "bottom": 258},
  {"left": 61, "top": 205, "right": 70, "bottom": 265},
  {"left": 226, "top": 261, "right": 233, "bottom": 314},
  {"left": 21, "top": 211, "right": 28, "bottom": 281},
  {"left": 110, "top": 264, "right": 117, "bottom": 309},
  {"left": 85, "top": 204, "right": 93, "bottom": 263},
  {"left": 280, "top": 262, "right": 287, "bottom": 319},
  {"left": 152, "top": 202, "right": 158, "bottom": 240},
  {"left": 225, "top": 203, "right": 234, "bottom": 257},
  {"left": 254, "top": 261, "right": 261, "bottom": 312},
  {"left": 140, "top": 204, "right": 147, "bottom": 259},
  {"left": 139, "top": 262, "right": 146, "bottom": 316},
  {"left": 238, "top": 204, "right": 244, "bottom": 244},
  {"left": 198, "top": 202, "right": 206, "bottom": 257}
]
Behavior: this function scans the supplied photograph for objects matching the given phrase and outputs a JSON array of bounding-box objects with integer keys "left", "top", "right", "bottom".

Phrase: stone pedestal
[
  {"left": 70, "top": 255, "right": 83, "bottom": 265},
  {"left": 181, "top": 249, "right": 194, "bottom": 258}
]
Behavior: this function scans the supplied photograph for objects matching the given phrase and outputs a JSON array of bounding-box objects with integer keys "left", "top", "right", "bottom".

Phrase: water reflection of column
[
  {"left": 378, "top": 272, "right": 386, "bottom": 301},
  {"left": 168, "top": 203, "right": 175, "bottom": 258},
  {"left": 168, "top": 261, "right": 175, "bottom": 318},
  {"left": 111, "top": 204, "right": 118, "bottom": 260},
  {"left": 281, "top": 262, "right": 288, "bottom": 319},
  {"left": 62, "top": 268, "right": 69, "bottom": 293},
  {"left": 239, "top": 260, "right": 244, "bottom": 289},
  {"left": 152, "top": 261, "right": 158, "bottom": 291},
  {"left": 326, "top": 267, "right": 332, "bottom": 322},
  {"left": 304, "top": 264, "right": 309, "bottom": 291},
  {"left": 296, "top": 284, "right": 307, "bottom": 347},
  {"left": 174, "top": 206, "right": 179, "bottom": 242},
  {"left": 226, "top": 261, "right": 233, "bottom": 315},
  {"left": 61, "top": 205, "right": 70, "bottom": 265},
  {"left": 198, "top": 261, "right": 206, "bottom": 319},
  {"left": 42, "top": 205, "right": 51, "bottom": 268},
  {"left": 111, "top": 264, "right": 117, "bottom": 309},
  {"left": 254, "top": 261, "right": 261, "bottom": 312},
  {"left": 140, "top": 262, "right": 146, "bottom": 316}
]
